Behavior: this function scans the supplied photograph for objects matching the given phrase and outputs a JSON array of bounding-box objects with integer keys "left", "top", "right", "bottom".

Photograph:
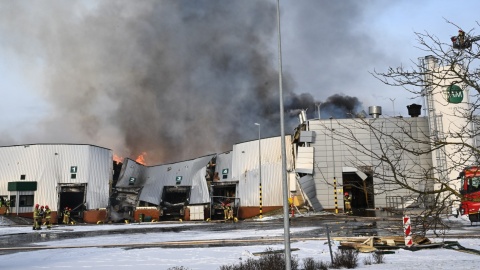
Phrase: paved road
[{"left": 1, "top": 210, "right": 478, "bottom": 254}]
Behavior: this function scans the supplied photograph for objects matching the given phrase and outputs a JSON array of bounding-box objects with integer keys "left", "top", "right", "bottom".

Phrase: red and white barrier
[{"left": 403, "top": 215, "right": 413, "bottom": 247}]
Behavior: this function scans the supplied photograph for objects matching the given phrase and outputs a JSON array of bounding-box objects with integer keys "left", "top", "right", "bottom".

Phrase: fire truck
[{"left": 458, "top": 166, "right": 480, "bottom": 222}]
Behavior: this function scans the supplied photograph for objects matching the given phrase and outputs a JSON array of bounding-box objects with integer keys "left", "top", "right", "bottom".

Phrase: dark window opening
[
  {"left": 19, "top": 195, "right": 34, "bottom": 207},
  {"left": 71, "top": 174, "right": 77, "bottom": 179},
  {"left": 10, "top": 195, "right": 16, "bottom": 207},
  {"left": 20, "top": 175, "right": 26, "bottom": 180},
  {"left": 223, "top": 174, "right": 228, "bottom": 179}
]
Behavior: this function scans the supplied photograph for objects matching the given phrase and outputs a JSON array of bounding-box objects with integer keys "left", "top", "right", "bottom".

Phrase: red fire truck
[{"left": 458, "top": 166, "right": 480, "bottom": 222}]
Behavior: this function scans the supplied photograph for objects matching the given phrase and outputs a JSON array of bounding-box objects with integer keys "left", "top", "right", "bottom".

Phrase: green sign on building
[
  {"left": 176, "top": 176, "right": 183, "bottom": 185},
  {"left": 446, "top": 84, "right": 464, "bottom": 104},
  {"left": 8, "top": 181, "right": 37, "bottom": 191}
]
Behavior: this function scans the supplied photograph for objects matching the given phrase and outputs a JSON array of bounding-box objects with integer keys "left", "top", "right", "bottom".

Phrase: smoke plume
[{"left": 0, "top": 1, "right": 369, "bottom": 164}]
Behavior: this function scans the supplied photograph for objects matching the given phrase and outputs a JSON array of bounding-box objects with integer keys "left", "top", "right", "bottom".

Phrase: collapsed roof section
[{"left": 115, "top": 154, "right": 216, "bottom": 206}]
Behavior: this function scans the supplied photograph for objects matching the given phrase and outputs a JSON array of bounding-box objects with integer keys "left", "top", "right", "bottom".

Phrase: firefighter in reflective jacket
[
  {"left": 44, "top": 205, "right": 52, "bottom": 229},
  {"left": 5, "top": 199, "right": 10, "bottom": 215},
  {"left": 344, "top": 192, "right": 352, "bottom": 214},
  {"left": 33, "top": 204, "right": 41, "bottom": 230},
  {"left": 63, "top": 207, "right": 71, "bottom": 225}
]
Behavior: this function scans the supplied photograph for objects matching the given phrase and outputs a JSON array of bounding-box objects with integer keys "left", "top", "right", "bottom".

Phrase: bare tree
[{"left": 318, "top": 22, "right": 480, "bottom": 236}]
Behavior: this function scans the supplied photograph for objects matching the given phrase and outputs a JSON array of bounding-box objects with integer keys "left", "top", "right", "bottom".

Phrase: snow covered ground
[{"left": 1, "top": 215, "right": 480, "bottom": 269}]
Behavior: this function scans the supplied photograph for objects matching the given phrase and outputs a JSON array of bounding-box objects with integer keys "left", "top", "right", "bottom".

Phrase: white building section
[
  {"left": 422, "top": 55, "right": 473, "bottom": 193},
  {"left": 0, "top": 144, "right": 112, "bottom": 215},
  {"left": 231, "top": 136, "right": 293, "bottom": 207}
]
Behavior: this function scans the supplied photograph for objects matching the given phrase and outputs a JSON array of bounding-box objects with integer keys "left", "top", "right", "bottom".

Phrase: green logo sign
[
  {"left": 446, "top": 85, "right": 463, "bottom": 104},
  {"left": 176, "top": 176, "right": 183, "bottom": 184},
  {"left": 70, "top": 166, "right": 78, "bottom": 173},
  {"left": 129, "top": 177, "right": 136, "bottom": 185},
  {"left": 222, "top": 168, "right": 229, "bottom": 175}
]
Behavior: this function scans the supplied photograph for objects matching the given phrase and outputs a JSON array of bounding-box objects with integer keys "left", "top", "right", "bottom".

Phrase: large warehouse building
[
  {"left": 0, "top": 144, "right": 112, "bottom": 223},
  {"left": 0, "top": 55, "right": 472, "bottom": 223}
]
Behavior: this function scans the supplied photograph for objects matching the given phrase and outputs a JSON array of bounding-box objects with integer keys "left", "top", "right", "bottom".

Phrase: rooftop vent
[
  {"left": 368, "top": 106, "right": 382, "bottom": 118},
  {"left": 407, "top": 104, "right": 422, "bottom": 117}
]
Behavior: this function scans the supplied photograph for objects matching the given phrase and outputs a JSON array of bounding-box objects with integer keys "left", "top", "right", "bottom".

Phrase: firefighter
[
  {"left": 344, "top": 192, "right": 352, "bottom": 214},
  {"left": 222, "top": 198, "right": 232, "bottom": 220},
  {"left": 5, "top": 199, "right": 10, "bottom": 215},
  {"left": 288, "top": 197, "right": 295, "bottom": 217},
  {"left": 33, "top": 204, "right": 41, "bottom": 230},
  {"left": 39, "top": 205, "right": 45, "bottom": 226},
  {"left": 44, "top": 205, "right": 52, "bottom": 229},
  {"left": 63, "top": 207, "right": 71, "bottom": 225},
  {"left": 458, "top": 29, "right": 466, "bottom": 46}
]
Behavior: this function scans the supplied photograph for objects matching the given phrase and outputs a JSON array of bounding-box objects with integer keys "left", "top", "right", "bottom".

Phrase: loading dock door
[
  {"left": 160, "top": 186, "right": 191, "bottom": 221},
  {"left": 58, "top": 184, "right": 86, "bottom": 223},
  {"left": 342, "top": 172, "right": 374, "bottom": 210},
  {"left": 210, "top": 182, "right": 238, "bottom": 220}
]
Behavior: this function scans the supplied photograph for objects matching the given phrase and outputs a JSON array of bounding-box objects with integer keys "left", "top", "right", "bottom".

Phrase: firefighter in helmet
[
  {"left": 344, "top": 192, "right": 352, "bottom": 214},
  {"left": 39, "top": 205, "right": 45, "bottom": 226},
  {"left": 33, "top": 204, "right": 41, "bottom": 230},
  {"left": 63, "top": 207, "right": 71, "bottom": 225},
  {"left": 5, "top": 199, "right": 10, "bottom": 215},
  {"left": 44, "top": 205, "right": 52, "bottom": 229}
]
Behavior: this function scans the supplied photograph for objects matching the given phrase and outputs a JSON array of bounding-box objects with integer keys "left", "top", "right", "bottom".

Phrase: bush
[
  {"left": 331, "top": 248, "right": 359, "bottom": 269},
  {"left": 303, "top": 257, "right": 329, "bottom": 270},
  {"left": 362, "top": 256, "right": 372, "bottom": 265},
  {"left": 372, "top": 252, "right": 385, "bottom": 264},
  {"left": 219, "top": 247, "right": 299, "bottom": 270}
]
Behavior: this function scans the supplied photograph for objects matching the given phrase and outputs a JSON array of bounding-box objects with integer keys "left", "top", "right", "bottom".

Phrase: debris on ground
[{"left": 334, "top": 235, "right": 433, "bottom": 253}]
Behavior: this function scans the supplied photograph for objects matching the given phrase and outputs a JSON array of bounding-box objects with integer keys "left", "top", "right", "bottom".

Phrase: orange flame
[
  {"left": 135, "top": 152, "right": 147, "bottom": 165},
  {"left": 113, "top": 154, "right": 123, "bottom": 163}
]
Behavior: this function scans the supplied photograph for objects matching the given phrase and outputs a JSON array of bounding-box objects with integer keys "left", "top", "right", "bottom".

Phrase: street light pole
[
  {"left": 276, "top": 0, "right": 291, "bottom": 269},
  {"left": 255, "top": 123, "right": 262, "bottom": 219}
]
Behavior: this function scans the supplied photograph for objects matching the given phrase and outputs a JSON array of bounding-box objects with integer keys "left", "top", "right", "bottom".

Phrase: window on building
[
  {"left": 19, "top": 195, "right": 34, "bottom": 207},
  {"left": 20, "top": 174, "right": 26, "bottom": 180},
  {"left": 71, "top": 174, "right": 77, "bottom": 179}
]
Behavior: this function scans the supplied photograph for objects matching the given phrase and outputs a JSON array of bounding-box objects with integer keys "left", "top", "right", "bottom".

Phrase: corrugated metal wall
[
  {"left": 0, "top": 144, "right": 112, "bottom": 212},
  {"left": 116, "top": 159, "right": 148, "bottom": 188},
  {"left": 215, "top": 151, "right": 233, "bottom": 181},
  {"left": 232, "top": 136, "right": 293, "bottom": 207},
  {"left": 125, "top": 155, "right": 215, "bottom": 205}
]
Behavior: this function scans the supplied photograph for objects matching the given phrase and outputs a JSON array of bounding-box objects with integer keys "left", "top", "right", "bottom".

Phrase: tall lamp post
[
  {"left": 276, "top": 0, "right": 291, "bottom": 268},
  {"left": 255, "top": 123, "right": 262, "bottom": 219}
]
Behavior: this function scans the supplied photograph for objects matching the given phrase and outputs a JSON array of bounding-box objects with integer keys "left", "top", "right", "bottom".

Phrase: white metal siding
[
  {"left": 136, "top": 155, "right": 215, "bottom": 205},
  {"left": 232, "top": 136, "right": 293, "bottom": 207},
  {"left": 116, "top": 159, "right": 148, "bottom": 187},
  {"left": 296, "top": 147, "right": 314, "bottom": 174},
  {"left": 215, "top": 151, "right": 233, "bottom": 181},
  {"left": 0, "top": 144, "right": 111, "bottom": 212}
]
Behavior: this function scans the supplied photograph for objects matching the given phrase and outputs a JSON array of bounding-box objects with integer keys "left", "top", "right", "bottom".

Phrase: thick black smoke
[{"left": 0, "top": 1, "right": 367, "bottom": 164}]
